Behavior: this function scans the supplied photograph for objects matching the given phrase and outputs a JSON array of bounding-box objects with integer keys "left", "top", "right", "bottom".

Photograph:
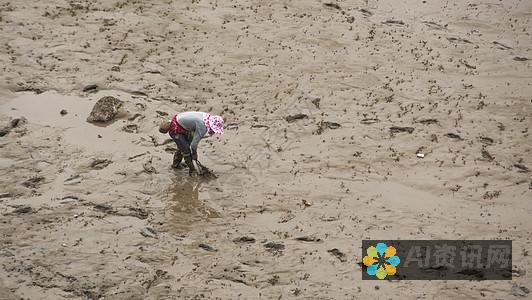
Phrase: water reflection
[{"left": 165, "top": 176, "right": 220, "bottom": 230}]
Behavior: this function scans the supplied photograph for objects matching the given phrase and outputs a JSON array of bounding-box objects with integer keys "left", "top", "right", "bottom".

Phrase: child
[{"left": 159, "top": 112, "right": 224, "bottom": 175}]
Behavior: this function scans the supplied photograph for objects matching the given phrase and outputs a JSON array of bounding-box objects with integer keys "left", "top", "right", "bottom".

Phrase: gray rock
[{"left": 87, "top": 96, "right": 123, "bottom": 123}]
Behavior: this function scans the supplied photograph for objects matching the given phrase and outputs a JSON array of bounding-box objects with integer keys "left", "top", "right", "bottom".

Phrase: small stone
[
  {"left": 302, "top": 199, "right": 312, "bottom": 207},
  {"left": 60, "top": 109, "right": 68, "bottom": 116}
]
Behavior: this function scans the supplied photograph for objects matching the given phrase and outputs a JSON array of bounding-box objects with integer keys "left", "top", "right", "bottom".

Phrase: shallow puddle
[{"left": 164, "top": 176, "right": 220, "bottom": 231}]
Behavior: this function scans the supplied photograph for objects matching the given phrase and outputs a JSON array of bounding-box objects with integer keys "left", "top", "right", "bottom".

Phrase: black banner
[{"left": 362, "top": 240, "right": 512, "bottom": 280}]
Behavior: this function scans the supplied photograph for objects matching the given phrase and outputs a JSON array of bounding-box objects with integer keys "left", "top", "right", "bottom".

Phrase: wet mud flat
[{"left": 1, "top": 0, "right": 532, "bottom": 299}]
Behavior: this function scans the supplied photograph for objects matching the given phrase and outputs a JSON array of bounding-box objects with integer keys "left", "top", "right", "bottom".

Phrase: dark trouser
[{"left": 171, "top": 133, "right": 195, "bottom": 172}]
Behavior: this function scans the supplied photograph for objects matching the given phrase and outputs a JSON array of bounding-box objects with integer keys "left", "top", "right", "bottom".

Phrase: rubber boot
[
  {"left": 172, "top": 152, "right": 183, "bottom": 169},
  {"left": 184, "top": 156, "right": 196, "bottom": 175}
]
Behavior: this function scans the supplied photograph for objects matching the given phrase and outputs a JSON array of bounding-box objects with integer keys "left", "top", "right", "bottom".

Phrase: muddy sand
[{"left": 1, "top": 0, "right": 531, "bottom": 299}]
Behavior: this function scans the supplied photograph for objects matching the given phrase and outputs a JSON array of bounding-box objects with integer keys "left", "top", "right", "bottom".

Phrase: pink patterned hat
[{"left": 203, "top": 113, "right": 224, "bottom": 135}]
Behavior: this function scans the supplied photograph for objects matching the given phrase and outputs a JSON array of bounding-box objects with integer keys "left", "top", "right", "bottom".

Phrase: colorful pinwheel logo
[{"left": 363, "top": 242, "right": 400, "bottom": 279}]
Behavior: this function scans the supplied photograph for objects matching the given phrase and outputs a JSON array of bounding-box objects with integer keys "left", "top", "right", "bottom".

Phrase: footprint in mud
[
  {"left": 447, "top": 37, "right": 473, "bottom": 44},
  {"left": 390, "top": 126, "right": 414, "bottom": 134},
  {"left": 493, "top": 41, "right": 512, "bottom": 50},
  {"left": 382, "top": 20, "right": 406, "bottom": 26},
  {"left": 423, "top": 21, "right": 446, "bottom": 30},
  {"left": 165, "top": 177, "right": 220, "bottom": 230},
  {"left": 359, "top": 8, "right": 373, "bottom": 17}
]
